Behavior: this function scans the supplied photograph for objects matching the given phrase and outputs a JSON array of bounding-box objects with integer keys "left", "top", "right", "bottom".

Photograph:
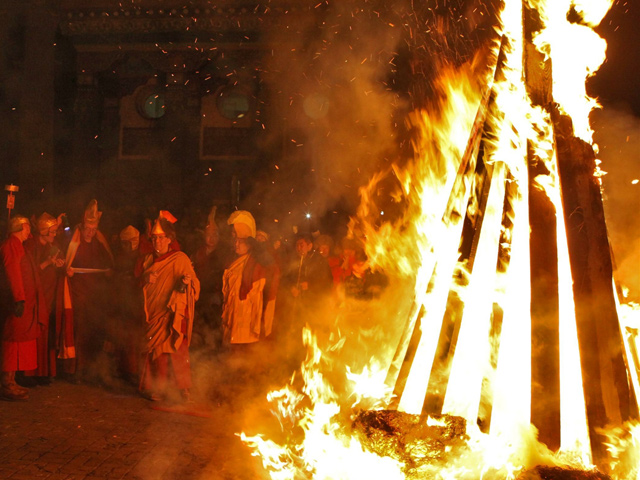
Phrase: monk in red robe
[
  {"left": 191, "top": 207, "right": 233, "bottom": 347},
  {"left": 23, "top": 212, "right": 66, "bottom": 383},
  {"left": 63, "top": 199, "right": 113, "bottom": 381},
  {"left": 0, "top": 216, "right": 47, "bottom": 400},
  {"left": 137, "top": 215, "right": 199, "bottom": 402},
  {"left": 112, "top": 225, "right": 143, "bottom": 383}
]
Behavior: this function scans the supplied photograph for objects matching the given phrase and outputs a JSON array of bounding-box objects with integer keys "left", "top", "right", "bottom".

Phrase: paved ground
[{"left": 0, "top": 345, "right": 298, "bottom": 480}]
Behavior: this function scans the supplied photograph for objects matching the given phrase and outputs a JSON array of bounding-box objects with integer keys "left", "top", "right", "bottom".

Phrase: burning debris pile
[
  {"left": 352, "top": 410, "right": 468, "bottom": 476},
  {"left": 515, "top": 466, "right": 612, "bottom": 480}
]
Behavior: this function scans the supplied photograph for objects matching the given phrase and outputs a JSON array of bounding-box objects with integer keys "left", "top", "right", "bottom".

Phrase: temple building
[
  {"left": 0, "top": 0, "right": 321, "bottom": 214},
  {"left": 0, "top": 0, "right": 492, "bottom": 222}
]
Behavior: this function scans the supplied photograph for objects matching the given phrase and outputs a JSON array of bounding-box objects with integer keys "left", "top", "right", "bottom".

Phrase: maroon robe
[
  {"left": 65, "top": 231, "right": 113, "bottom": 375},
  {"left": 0, "top": 235, "right": 47, "bottom": 372},
  {"left": 23, "top": 237, "right": 62, "bottom": 376}
]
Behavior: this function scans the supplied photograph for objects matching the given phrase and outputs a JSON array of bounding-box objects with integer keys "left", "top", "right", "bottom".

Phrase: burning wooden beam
[
  {"left": 552, "top": 106, "right": 638, "bottom": 466},
  {"left": 385, "top": 36, "right": 509, "bottom": 410},
  {"left": 523, "top": 2, "right": 561, "bottom": 452}
]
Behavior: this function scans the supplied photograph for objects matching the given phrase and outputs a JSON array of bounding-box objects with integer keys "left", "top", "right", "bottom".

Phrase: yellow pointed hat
[
  {"left": 36, "top": 212, "right": 58, "bottom": 234},
  {"left": 228, "top": 210, "right": 256, "bottom": 239},
  {"left": 83, "top": 199, "right": 102, "bottom": 227}
]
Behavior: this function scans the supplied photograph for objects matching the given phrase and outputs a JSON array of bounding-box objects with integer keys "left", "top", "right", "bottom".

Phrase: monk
[
  {"left": 221, "top": 210, "right": 278, "bottom": 345},
  {"left": 137, "top": 214, "right": 199, "bottom": 402},
  {"left": 112, "top": 225, "right": 143, "bottom": 383},
  {"left": 23, "top": 212, "right": 65, "bottom": 384},
  {"left": 0, "top": 216, "right": 47, "bottom": 400},
  {"left": 191, "top": 206, "right": 233, "bottom": 347},
  {"left": 64, "top": 199, "right": 113, "bottom": 381}
]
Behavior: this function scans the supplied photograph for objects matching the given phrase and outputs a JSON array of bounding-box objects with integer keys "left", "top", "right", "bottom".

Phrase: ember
[
  {"left": 515, "top": 466, "right": 612, "bottom": 480},
  {"left": 352, "top": 410, "right": 468, "bottom": 473}
]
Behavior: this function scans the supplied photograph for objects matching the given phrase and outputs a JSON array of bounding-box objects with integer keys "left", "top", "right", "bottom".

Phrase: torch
[{"left": 5, "top": 184, "right": 19, "bottom": 224}]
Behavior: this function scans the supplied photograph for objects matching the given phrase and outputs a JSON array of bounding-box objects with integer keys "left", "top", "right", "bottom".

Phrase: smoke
[
  {"left": 241, "top": 1, "right": 410, "bottom": 236},
  {"left": 592, "top": 104, "right": 640, "bottom": 302}
]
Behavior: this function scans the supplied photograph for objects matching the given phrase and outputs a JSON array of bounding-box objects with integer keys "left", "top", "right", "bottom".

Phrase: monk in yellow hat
[
  {"left": 221, "top": 210, "right": 279, "bottom": 345},
  {"left": 137, "top": 213, "right": 200, "bottom": 402},
  {"left": 22, "top": 212, "right": 66, "bottom": 384},
  {"left": 62, "top": 199, "right": 113, "bottom": 382}
]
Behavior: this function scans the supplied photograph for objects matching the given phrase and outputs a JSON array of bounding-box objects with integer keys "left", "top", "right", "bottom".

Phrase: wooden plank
[
  {"left": 523, "top": 1, "right": 561, "bottom": 452},
  {"left": 384, "top": 39, "right": 506, "bottom": 399},
  {"left": 552, "top": 107, "right": 634, "bottom": 467},
  {"left": 528, "top": 141, "right": 561, "bottom": 451}
]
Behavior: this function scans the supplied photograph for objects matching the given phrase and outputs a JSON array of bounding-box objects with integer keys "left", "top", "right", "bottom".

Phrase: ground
[{"left": 0, "top": 341, "right": 300, "bottom": 480}]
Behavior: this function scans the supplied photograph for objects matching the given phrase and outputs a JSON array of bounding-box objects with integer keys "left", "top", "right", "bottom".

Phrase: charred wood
[{"left": 552, "top": 106, "right": 636, "bottom": 467}]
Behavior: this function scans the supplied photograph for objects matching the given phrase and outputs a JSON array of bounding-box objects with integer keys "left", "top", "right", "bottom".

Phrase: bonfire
[{"left": 241, "top": 1, "right": 640, "bottom": 478}]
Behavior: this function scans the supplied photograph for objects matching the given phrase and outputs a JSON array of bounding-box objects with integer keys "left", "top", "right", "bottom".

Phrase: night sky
[
  {"left": 591, "top": 0, "right": 640, "bottom": 113},
  {"left": 589, "top": 0, "right": 640, "bottom": 300}
]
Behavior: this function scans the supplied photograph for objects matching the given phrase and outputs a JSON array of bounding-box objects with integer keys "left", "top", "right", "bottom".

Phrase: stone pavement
[{"left": 0, "top": 358, "right": 288, "bottom": 480}]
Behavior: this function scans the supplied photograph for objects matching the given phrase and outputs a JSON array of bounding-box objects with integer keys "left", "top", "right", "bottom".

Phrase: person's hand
[
  {"left": 43, "top": 252, "right": 57, "bottom": 268},
  {"left": 54, "top": 258, "right": 65, "bottom": 268},
  {"left": 14, "top": 301, "right": 24, "bottom": 317},
  {"left": 291, "top": 286, "right": 300, "bottom": 298},
  {"left": 66, "top": 268, "right": 74, "bottom": 277},
  {"left": 182, "top": 274, "right": 191, "bottom": 285},
  {"left": 300, "top": 281, "right": 309, "bottom": 291}
]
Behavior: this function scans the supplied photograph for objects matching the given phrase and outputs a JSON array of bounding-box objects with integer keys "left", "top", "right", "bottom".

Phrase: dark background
[{"left": 591, "top": 0, "right": 640, "bottom": 114}]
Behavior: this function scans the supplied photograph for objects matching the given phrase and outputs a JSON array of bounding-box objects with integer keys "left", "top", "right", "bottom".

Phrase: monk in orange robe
[{"left": 137, "top": 214, "right": 199, "bottom": 402}]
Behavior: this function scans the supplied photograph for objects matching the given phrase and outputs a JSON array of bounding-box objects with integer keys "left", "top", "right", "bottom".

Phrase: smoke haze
[{"left": 593, "top": 104, "right": 640, "bottom": 302}]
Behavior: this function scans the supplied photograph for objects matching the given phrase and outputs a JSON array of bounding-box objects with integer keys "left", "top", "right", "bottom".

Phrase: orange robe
[
  {"left": 222, "top": 254, "right": 270, "bottom": 344},
  {"left": 139, "top": 250, "right": 200, "bottom": 392}
]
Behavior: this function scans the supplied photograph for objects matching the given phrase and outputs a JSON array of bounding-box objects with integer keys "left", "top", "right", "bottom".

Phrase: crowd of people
[{"left": 0, "top": 199, "right": 387, "bottom": 403}]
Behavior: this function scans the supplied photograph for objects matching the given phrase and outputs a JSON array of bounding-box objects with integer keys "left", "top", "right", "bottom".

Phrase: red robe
[
  {"left": 0, "top": 235, "right": 47, "bottom": 372},
  {"left": 62, "top": 227, "right": 113, "bottom": 375},
  {"left": 23, "top": 237, "right": 62, "bottom": 376}
]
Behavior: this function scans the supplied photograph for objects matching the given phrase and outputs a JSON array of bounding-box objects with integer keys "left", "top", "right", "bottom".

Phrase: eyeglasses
[{"left": 151, "top": 235, "right": 168, "bottom": 241}]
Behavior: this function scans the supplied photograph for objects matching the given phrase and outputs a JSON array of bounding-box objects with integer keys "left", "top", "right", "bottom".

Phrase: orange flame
[{"left": 240, "top": 0, "right": 640, "bottom": 478}]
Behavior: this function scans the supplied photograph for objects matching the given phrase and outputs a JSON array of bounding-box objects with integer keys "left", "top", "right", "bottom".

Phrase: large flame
[{"left": 240, "top": 0, "right": 640, "bottom": 478}]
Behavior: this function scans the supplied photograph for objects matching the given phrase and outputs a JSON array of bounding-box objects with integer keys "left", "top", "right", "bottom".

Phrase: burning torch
[{"left": 5, "top": 184, "right": 19, "bottom": 224}]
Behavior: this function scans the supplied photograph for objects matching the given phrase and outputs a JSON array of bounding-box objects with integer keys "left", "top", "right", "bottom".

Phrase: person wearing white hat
[{"left": 221, "top": 210, "right": 278, "bottom": 345}]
